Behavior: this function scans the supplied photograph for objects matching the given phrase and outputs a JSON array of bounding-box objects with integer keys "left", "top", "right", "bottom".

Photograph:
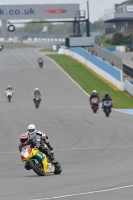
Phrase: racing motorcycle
[
  {"left": 5, "top": 89, "right": 13, "bottom": 102},
  {"left": 103, "top": 100, "right": 112, "bottom": 117},
  {"left": 90, "top": 97, "right": 99, "bottom": 113},
  {"left": 34, "top": 96, "right": 41, "bottom": 108},
  {"left": 20, "top": 144, "right": 62, "bottom": 176},
  {"left": 0, "top": 45, "right": 4, "bottom": 52},
  {"left": 38, "top": 60, "right": 43, "bottom": 68}
]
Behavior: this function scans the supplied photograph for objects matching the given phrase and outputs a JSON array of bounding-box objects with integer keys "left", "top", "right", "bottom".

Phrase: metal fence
[
  {"left": 123, "top": 64, "right": 133, "bottom": 78},
  {"left": 125, "top": 80, "right": 133, "bottom": 96}
]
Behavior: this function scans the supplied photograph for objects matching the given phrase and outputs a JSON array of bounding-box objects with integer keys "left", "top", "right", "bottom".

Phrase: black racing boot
[
  {"left": 40, "top": 146, "right": 58, "bottom": 164},
  {"left": 48, "top": 152, "right": 58, "bottom": 164}
]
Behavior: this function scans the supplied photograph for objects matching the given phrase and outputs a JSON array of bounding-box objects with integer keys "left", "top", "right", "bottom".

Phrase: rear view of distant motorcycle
[
  {"left": 102, "top": 100, "right": 112, "bottom": 117},
  {"left": 34, "top": 96, "right": 41, "bottom": 108},
  {"left": 38, "top": 57, "right": 43, "bottom": 68},
  {"left": 101, "top": 92, "right": 113, "bottom": 117},
  {"left": 32, "top": 88, "right": 42, "bottom": 108},
  {"left": 0, "top": 45, "right": 4, "bottom": 52},
  {"left": 89, "top": 90, "right": 100, "bottom": 113},
  {"left": 4, "top": 85, "right": 14, "bottom": 102},
  {"left": 90, "top": 97, "right": 99, "bottom": 113}
]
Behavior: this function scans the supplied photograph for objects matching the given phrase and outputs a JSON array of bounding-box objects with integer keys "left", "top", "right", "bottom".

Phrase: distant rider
[
  {"left": 38, "top": 57, "right": 43, "bottom": 65},
  {"left": 33, "top": 88, "right": 41, "bottom": 104},
  {"left": 24, "top": 124, "right": 57, "bottom": 164},
  {"left": 101, "top": 92, "right": 113, "bottom": 108},
  {"left": 89, "top": 90, "right": 100, "bottom": 106},
  {"left": 5, "top": 85, "right": 14, "bottom": 96},
  {"left": 0, "top": 45, "right": 4, "bottom": 51}
]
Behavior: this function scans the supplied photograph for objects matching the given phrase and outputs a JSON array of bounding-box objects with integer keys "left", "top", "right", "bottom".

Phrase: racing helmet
[
  {"left": 105, "top": 92, "right": 109, "bottom": 98},
  {"left": 20, "top": 133, "right": 29, "bottom": 145},
  {"left": 8, "top": 85, "right": 11, "bottom": 88},
  {"left": 35, "top": 88, "right": 39, "bottom": 91},
  {"left": 28, "top": 124, "right": 36, "bottom": 135},
  {"left": 92, "top": 90, "right": 97, "bottom": 94},
  {"left": 38, "top": 58, "right": 43, "bottom": 62}
]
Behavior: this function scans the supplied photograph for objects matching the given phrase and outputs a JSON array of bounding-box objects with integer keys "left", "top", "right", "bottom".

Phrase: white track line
[
  {"left": 46, "top": 56, "right": 90, "bottom": 97},
  {"left": 29, "top": 184, "right": 133, "bottom": 200},
  {"left": 0, "top": 151, "right": 18, "bottom": 154},
  {"left": 0, "top": 145, "right": 133, "bottom": 154},
  {"left": 55, "top": 146, "right": 133, "bottom": 150}
]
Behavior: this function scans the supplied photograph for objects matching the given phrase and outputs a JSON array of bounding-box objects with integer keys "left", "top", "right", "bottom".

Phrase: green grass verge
[
  {"left": 0, "top": 41, "right": 36, "bottom": 49},
  {"left": 39, "top": 48, "right": 58, "bottom": 52},
  {"left": 96, "top": 37, "right": 125, "bottom": 47},
  {"left": 47, "top": 54, "right": 133, "bottom": 108},
  {"left": 95, "top": 37, "right": 112, "bottom": 47}
]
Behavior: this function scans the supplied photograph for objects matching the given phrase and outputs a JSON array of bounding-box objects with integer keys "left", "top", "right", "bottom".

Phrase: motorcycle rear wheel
[
  {"left": 54, "top": 162, "right": 62, "bottom": 174},
  {"left": 39, "top": 64, "right": 43, "bottom": 68},
  {"left": 93, "top": 105, "right": 98, "bottom": 113},
  {"left": 105, "top": 108, "right": 110, "bottom": 117},
  {"left": 8, "top": 96, "right": 11, "bottom": 102}
]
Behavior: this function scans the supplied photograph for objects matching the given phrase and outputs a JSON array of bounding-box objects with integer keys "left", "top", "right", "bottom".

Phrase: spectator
[
  {"left": 91, "top": 50, "right": 94, "bottom": 54},
  {"left": 110, "top": 60, "right": 114, "bottom": 66}
]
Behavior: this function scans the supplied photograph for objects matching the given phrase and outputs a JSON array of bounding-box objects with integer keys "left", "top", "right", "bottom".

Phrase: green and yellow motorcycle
[{"left": 20, "top": 144, "right": 62, "bottom": 176}]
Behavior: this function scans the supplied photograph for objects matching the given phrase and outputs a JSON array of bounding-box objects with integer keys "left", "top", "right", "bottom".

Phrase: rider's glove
[{"left": 41, "top": 146, "right": 45, "bottom": 150}]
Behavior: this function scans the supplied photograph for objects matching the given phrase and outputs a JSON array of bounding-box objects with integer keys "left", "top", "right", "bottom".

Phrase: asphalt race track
[{"left": 0, "top": 48, "right": 133, "bottom": 200}]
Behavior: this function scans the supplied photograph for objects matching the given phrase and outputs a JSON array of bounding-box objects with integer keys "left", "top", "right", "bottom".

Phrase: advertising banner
[
  {"left": 0, "top": 4, "right": 79, "bottom": 20},
  {"left": 66, "top": 37, "right": 94, "bottom": 47},
  {"left": 127, "top": 5, "right": 133, "bottom": 12}
]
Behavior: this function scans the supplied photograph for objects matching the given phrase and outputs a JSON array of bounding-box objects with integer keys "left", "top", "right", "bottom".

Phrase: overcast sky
[{"left": 0, "top": 0, "right": 124, "bottom": 22}]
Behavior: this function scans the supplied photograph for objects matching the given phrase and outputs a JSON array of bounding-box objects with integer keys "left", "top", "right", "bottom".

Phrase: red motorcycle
[
  {"left": 90, "top": 97, "right": 99, "bottom": 113},
  {"left": 38, "top": 59, "right": 43, "bottom": 68}
]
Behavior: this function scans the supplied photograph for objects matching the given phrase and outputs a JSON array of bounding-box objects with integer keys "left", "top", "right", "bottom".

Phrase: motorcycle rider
[
  {"left": 38, "top": 57, "right": 43, "bottom": 65},
  {"left": 89, "top": 90, "right": 100, "bottom": 106},
  {"left": 0, "top": 45, "right": 4, "bottom": 51},
  {"left": 101, "top": 92, "right": 113, "bottom": 108},
  {"left": 25, "top": 124, "right": 57, "bottom": 164},
  {"left": 33, "top": 88, "right": 41, "bottom": 105},
  {"left": 19, "top": 133, "right": 47, "bottom": 170},
  {"left": 5, "top": 85, "right": 14, "bottom": 96}
]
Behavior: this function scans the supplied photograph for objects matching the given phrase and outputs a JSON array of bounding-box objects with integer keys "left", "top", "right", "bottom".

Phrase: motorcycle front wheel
[{"left": 29, "top": 160, "right": 44, "bottom": 176}]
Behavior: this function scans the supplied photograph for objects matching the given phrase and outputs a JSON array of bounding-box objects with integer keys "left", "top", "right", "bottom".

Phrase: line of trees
[
  {"left": 106, "top": 32, "right": 133, "bottom": 46},
  {"left": 15, "top": 18, "right": 109, "bottom": 35}
]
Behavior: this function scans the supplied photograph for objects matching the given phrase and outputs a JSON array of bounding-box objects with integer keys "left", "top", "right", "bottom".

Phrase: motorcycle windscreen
[{"left": 20, "top": 145, "right": 31, "bottom": 159}]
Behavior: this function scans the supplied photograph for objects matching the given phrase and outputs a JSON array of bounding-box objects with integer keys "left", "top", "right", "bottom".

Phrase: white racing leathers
[{"left": 5, "top": 89, "right": 14, "bottom": 102}]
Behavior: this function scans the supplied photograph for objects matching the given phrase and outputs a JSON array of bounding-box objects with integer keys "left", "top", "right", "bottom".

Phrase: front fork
[{"left": 35, "top": 151, "right": 48, "bottom": 173}]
